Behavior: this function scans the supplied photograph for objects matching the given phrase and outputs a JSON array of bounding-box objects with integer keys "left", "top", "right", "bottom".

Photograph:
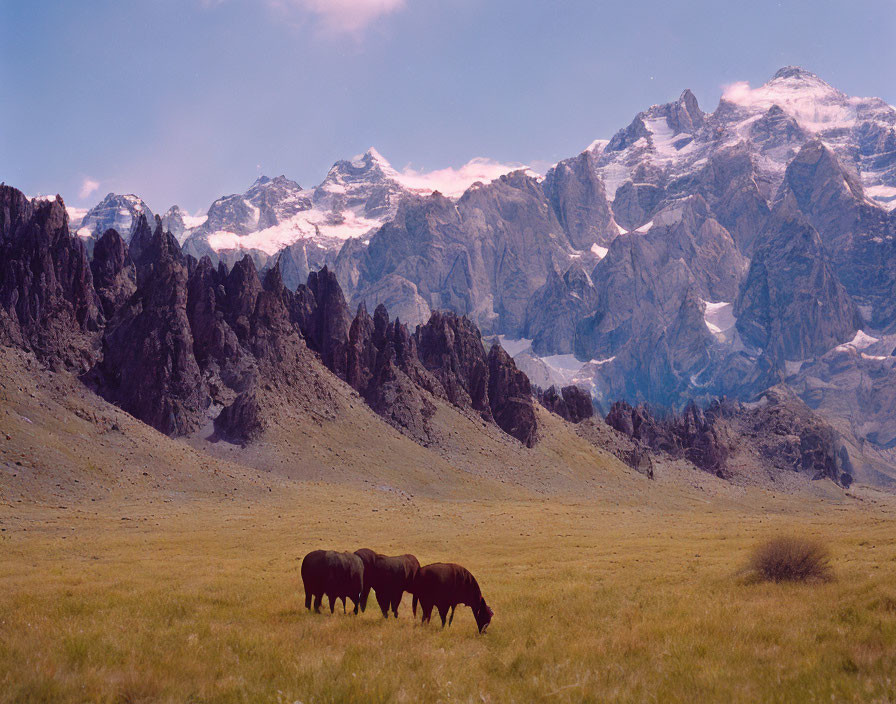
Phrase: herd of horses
[{"left": 301, "top": 549, "right": 494, "bottom": 634}]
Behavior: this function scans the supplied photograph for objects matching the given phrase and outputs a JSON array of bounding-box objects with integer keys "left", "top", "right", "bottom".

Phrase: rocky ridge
[{"left": 0, "top": 185, "right": 540, "bottom": 450}]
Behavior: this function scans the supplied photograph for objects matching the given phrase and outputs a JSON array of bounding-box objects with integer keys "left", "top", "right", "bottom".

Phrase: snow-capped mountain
[
  {"left": 76, "top": 193, "right": 155, "bottom": 243},
  {"left": 178, "top": 148, "right": 526, "bottom": 265},
  {"left": 161, "top": 205, "right": 207, "bottom": 244},
  {"left": 13, "top": 65, "right": 896, "bottom": 484},
  {"left": 327, "top": 66, "right": 896, "bottom": 486},
  {"left": 590, "top": 66, "right": 896, "bottom": 228}
]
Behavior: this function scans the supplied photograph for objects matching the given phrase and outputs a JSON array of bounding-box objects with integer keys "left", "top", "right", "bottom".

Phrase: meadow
[{"left": 1, "top": 484, "right": 895, "bottom": 703}]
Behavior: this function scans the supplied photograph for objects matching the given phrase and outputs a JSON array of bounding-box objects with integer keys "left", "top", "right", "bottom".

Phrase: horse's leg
[
  {"left": 391, "top": 592, "right": 403, "bottom": 618},
  {"left": 328, "top": 594, "right": 335, "bottom": 614},
  {"left": 360, "top": 585, "right": 371, "bottom": 613},
  {"left": 376, "top": 590, "right": 389, "bottom": 618},
  {"left": 313, "top": 593, "right": 322, "bottom": 613},
  {"left": 437, "top": 604, "right": 448, "bottom": 627},
  {"left": 448, "top": 604, "right": 456, "bottom": 626},
  {"left": 341, "top": 596, "right": 347, "bottom": 614},
  {"left": 422, "top": 601, "right": 434, "bottom": 625}
]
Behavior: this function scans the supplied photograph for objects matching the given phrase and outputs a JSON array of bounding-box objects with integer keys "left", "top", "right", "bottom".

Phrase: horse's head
[{"left": 474, "top": 598, "right": 493, "bottom": 634}]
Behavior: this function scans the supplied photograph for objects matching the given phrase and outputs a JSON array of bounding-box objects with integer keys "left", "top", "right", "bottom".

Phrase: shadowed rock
[{"left": 0, "top": 186, "right": 102, "bottom": 371}]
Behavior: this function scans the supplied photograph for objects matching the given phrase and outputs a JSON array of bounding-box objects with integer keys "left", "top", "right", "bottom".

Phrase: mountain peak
[
  {"left": 771, "top": 66, "right": 818, "bottom": 82},
  {"left": 350, "top": 147, "right": 395, "bottom": 172},
  {"left": 765, "top": 66, "right": 838, "bottom": 94},
  {"left": 364, "top": 146, "right": 388, "bottom": 163}
]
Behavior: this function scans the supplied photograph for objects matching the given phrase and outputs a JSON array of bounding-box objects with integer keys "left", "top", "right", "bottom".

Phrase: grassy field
[{"left": 2, "top": 485, "right": 896, "bottom": 703}]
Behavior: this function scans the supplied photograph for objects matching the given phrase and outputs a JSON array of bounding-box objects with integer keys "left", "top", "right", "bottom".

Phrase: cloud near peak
[
  {"left": 394, "top": 157, "right": 532, "bottom": 198},
  {"left": 79, "top": 178, "right": 100, "bottom": 199},
  {"left": 270, "top": 0, "right": 407, "bottom": 35}
]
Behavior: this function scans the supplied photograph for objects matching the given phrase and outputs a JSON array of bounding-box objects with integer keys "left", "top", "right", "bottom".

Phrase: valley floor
[{"left": 2, "top": 484, "right": 895, "bottom": 703}]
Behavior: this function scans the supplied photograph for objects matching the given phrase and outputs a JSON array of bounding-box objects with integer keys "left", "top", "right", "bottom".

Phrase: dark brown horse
[
  {"left": 412, "top": 562, "right": 493, "bottom": 633},
  {"left": 355, "top": 548, "right": 420, "bottom": 618},
  {"left": 301, "top": 549, "right": 364, "bottom": 615}
]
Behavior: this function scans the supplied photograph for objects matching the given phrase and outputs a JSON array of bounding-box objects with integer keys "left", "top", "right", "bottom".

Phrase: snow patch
[
  {"left": 496, "top": 336, "right": 533, "bottom": 357},
  {"left": 865, "top": 184, "right": 896, "bottom": 210},
  {"left": 591, "top": 243, "right": 608, "bottom": 259},
  {"left": 836, "top": 329, "right": 880, "bottom": 352},
  {"left": 207, "top": 208, "right": 384, "bottom": 255},
  {"left": 599, "top": 162, "right": 632, "bottom": 200},
  {"left": 703, "top": 301, "right": 736, "bottom": 341},
  {"left": 645, "top": 117, "right": 695, "bottom": 158},
  {"left": 653, "top": 202, "right": 686, "bottom": 227},
  {"left": 589, "top": 356, "right": 615, "bottom": 365},
  {"left": 534, "top": 354, "right": 593, "bottom": 389},
  {"left": 181, "top": 212, "right": 208, "bottom": 229}
]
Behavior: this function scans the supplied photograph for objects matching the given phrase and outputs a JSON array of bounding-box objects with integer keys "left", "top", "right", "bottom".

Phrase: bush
[{"left": 749, "top": 536, "right": 832, "bottom": 583}]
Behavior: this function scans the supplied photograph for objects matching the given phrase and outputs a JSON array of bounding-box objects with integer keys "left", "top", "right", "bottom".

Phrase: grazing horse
[
  {"left": 301, "top": 549, "right": 364, "bottom": 615},
  {"left": 412, "top": 562, "right": 493, "bottom": 633},
  {"left": 355, "top": 548, "right": 420, "bottom": 618}
]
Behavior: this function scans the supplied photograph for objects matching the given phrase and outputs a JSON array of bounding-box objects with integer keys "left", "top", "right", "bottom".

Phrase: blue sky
[{"left": 2, "top": 0, "right": 894, "bottom": 213}]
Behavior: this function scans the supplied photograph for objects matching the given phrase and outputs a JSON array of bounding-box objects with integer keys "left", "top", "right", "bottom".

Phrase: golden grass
[{"left": 1, "top": 486, "right": 896, "bottom": 703}]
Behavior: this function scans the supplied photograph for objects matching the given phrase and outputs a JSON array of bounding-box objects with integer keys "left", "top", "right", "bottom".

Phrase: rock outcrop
[
  {"left": 543, "top": 149, "right": 617, "bottom": 248},
  {"left": 347, "top": 172, "right": 576, "bottom": 337},
  {"left": 487, "top": 344, "right": 538, "bottom": 447},
  {"left": 91, "top": 222, "right": 208, "bottom": 436},
  {"left": 90, "top": 228, "right": 136, "bottom": 319},
  {"left": 605, "top": 392, "right": 852, "bottom": 485},
  {"left": 0, "top": 187, "right": 102, "bottom": 371},
  {"left": 214, "top": 387, "right": 264, "bottom": 446},
  {"left": 537, "top": 385, "right": 594, "bottom": 424},
  {"left": 735, "top": 190, "right": 861, "bottom": 361}
]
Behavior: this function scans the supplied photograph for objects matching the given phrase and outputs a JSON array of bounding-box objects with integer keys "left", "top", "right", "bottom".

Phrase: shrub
[{"left": 749, "top": 536, "right": 832, "bottom": 583}]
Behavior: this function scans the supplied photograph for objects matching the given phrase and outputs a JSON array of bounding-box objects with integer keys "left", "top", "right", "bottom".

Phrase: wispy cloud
[
  {"left": 394, "top": 158, "right": 531, "bottom": 198},
  {"left": 269, "top": 0, "right": 407, "bottom": 36},
  {"left": 79, "top": 178, "right": 100, "bottom": 199}
]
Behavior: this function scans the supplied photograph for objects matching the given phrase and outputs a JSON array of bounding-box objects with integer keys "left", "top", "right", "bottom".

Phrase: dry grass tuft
[{"left": 749, "top": 535, "right": 832, "bottom": 583}]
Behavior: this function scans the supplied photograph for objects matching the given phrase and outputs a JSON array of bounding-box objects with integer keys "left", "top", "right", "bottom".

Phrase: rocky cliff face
[
  {"left": 605, "top": 390, "right": 852, "bottom": 485},
  {"left": 487, "top": 344, "right": 538, "bottom": 447},
  {"left": 735, "top": 190, "right": 861, "bottom": 361},
  {"left": 537, "top": 384, "right": 594, "bottom": 424},
  {"left": 347, "top": 171, "right": 579, "bottom": 338},
  {"left": 0, "top": 187, "right": 102, "bottom": 371},
  {"left": 76, "top": 193, "right": 154, "bottom": 243},
  {"left": 91, "top": 222, "right": 207, "bottom": 436},
  {"left": 542, "top": 148, "right": 618, "bottom": 248},
  {"left": 291, "top": 277, "right": 542, "bottom": 446},
  {"left": 330, "top": 69, "right": 895, "bottom": 465},
  {"left": 775, "top": 140, "right": 896, "bottom": 329},
  {"left": 606, "top": 399, "right": 731, "bottom": 475},
  {"left": 10, "top": 64, "right": 896, "bottom": 482},
  {"left": 524, "top": 263, "right": 598, "bottom": 356},
  {"left": 90, "top": 228, "right": 136, "bottom": 319},
  {"left": 2, "top": 182, "right": 881, "bottom": 486}
]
